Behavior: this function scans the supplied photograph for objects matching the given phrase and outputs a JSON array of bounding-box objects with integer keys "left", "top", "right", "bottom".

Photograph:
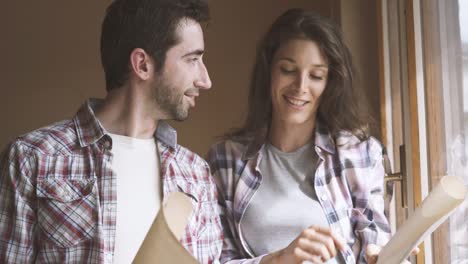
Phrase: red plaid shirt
[{"left": 0, "top": 99, "right": 222, "bottom": 264}]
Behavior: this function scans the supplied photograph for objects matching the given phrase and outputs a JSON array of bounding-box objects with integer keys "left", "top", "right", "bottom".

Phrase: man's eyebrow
[{"left": 182, "top": 49, "right": 204, "bottom": 58}]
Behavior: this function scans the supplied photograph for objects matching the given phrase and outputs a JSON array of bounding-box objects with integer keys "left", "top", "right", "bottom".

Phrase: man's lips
[
  {"left": 184, "top": 88, "right": 199, "bottom": 97},
  {"left": 184, "top": 90, "right": 199, "bottom": 107},
  {"left": 184, "top": 92, "right": 199, "bottom": 97}
]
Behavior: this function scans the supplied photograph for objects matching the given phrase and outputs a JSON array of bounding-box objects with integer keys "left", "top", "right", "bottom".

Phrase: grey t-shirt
[{"left": 241, "top": 142, "right": 340, "bottom": 263}]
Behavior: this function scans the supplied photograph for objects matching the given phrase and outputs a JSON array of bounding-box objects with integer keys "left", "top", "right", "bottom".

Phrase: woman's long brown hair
[{"left": 226, "top": 8, "right": 373, "bottom": 143}]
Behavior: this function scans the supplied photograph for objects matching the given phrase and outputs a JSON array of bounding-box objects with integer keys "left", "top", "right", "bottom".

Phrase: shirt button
[
  {"left": 61, "top": 188, "right": 71, "bottom": 200},
  {"left": 104, "top": 141, "right": 111, "bottom": 149},
  {"left": 321, "top": 195, "right": 328, "bottom": 201},
  {"left": 105, "top": 253, "right": 113, "bottom": 263},
  {"left": 107, "top": 205, "right": 115, "bottom": 212}
]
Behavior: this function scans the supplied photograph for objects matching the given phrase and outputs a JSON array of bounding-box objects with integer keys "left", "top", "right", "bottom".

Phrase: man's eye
[{"left": 188, "top": 57, "right": 199, "bottom": 63}]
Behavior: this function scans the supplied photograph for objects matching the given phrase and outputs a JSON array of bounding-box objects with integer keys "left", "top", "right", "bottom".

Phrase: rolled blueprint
[
  {"left": 133, "top": 192, "right": 198, "bottom": 264},
  {"left": 377, "top": 175, "right": 467, "bottom": 264}
]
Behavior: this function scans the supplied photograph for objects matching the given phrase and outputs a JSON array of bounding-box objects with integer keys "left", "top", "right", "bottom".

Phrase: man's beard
[{"left": 153, "top": 78, "right": 189, "bottom": 121}]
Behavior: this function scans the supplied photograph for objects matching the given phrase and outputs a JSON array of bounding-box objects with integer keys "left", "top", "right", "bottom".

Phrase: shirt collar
[
  {"left": 74, "top": 99, "right": 107, "bottom": 148},
  {"left": 155, "top": 120, "right": 177, "bottom": 149},
  {"left": 242, "top": 120, "right": 336, "bottom": 160},
  {"left": 73, "top": 98, "right": 178, "bottom": 149}
]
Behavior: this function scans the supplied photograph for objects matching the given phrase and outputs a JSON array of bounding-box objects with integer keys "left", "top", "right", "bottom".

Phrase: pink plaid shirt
[
  {"left": 207, "top": 123, "right": 392, "bottom": 264},
  {"left": 0, "top": 99, "right": 222, "bottom": 264}
]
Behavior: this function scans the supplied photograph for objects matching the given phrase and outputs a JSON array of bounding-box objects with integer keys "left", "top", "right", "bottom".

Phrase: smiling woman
[
  {"left": 207, "top": 8, "right": 390, "bottom": 264},
  {"left": 269, "top": 39, "right": 328, "bottom": 142}
]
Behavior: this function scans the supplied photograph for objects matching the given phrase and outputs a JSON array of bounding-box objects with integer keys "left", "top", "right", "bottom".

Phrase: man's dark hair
[{"left": 100, "top": 0, "right": 210, "bottom": 91}]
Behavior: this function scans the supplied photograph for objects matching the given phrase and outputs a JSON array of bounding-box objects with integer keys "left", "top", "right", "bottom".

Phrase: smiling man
[{"left": 0, "top": 0, "right": 222, "bottom": 263}]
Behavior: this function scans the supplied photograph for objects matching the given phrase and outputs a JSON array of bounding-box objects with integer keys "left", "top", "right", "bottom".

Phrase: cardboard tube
[{"left": 377, "top": 175, "right": 466, "bottom": 264}]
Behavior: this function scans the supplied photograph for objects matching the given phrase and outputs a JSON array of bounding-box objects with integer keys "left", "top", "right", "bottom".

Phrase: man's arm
[{"left": 0, "top": 141, "right": 37, "bottom": 263}]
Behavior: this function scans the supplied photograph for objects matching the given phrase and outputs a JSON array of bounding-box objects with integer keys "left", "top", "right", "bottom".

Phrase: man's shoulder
[
  {"left": 10, "top": 119, "right": 79, "bottom": 157},
  {"left": 173, "top": 144, "right": 209, "bottom": 170}
]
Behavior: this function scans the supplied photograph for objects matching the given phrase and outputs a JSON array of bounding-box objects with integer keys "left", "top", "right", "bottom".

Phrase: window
[
  {"left": 381, "top": 0, "right": 467, "bottom": 262},
  {"left": 449, "top": 1, "right": 468, "bottom": 263}
]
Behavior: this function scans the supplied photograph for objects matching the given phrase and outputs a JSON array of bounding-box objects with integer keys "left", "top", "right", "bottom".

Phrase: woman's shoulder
[
  {"left": 335, "top": 131, "right": 384, "bottom": 158},
  {"left": 209, "top": 138, "right": 251, "bottom": 155},
  {"left": 207, "top": 138, "right": 253, "bottom": 165}
]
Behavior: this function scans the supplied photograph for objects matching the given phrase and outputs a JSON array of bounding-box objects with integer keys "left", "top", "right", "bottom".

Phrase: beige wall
[
  {"left": 0, "top": 1, "right": 111, "bottom": 148},
  {"left": 0, "top": 1, "right": 379, "bottom": 156},
  {"left": 340, "top": 0, "right": 382, "bottom": 139}
]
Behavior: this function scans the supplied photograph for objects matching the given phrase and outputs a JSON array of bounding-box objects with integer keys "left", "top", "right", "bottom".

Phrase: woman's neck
[{"left": 268, "top": 116, "right": 316, "bottom": 153}]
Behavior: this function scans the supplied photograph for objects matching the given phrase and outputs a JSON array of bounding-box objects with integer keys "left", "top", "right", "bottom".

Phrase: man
[{"left": 0, "top": 0, "right": 222, "bottom": 263}]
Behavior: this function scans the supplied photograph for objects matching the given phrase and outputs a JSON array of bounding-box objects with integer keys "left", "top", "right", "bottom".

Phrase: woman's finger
[
  {"left": 297, "top": 237, "right": 332, "bottom": 261},
  {"left": 366, "top": 244, "right": 381, "bottom": 264},
  {"left": 329, "top": 230, "right": 347, "bottom": 251},
  {"left": 294, "top": 247, "right": 326, "bottom": 264},
  {"left": 302, "top": 227, "right": 338, "bottom": 258},
  {"left": 410, "top": 246, "right": 420, "bottom": 255},
  {"left": 308, "top": 225, "right": 347, "bottom": 252}
]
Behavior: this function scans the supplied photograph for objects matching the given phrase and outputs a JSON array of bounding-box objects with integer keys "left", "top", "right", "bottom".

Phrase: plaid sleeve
[
  {"left": 196, "top": 163, "right": 224, "bottom": 264},
  {"left": 206, "top": 142, "right": 264, "bottom": 264},
  {"left": 0, "top": 141, "right": 37, "bottom": 263},
  {"left": 355, "top": 140, "right": 392, "bottom": 263}
]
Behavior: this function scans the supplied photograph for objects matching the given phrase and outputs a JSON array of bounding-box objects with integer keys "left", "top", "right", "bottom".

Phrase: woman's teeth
[{"left": 285, "top": 97, "right": 308, "bottom": 106}]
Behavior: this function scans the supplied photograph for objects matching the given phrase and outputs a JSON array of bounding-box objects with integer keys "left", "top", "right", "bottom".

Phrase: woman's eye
[
  {"left": 280, "top": 67, "right": 295, "bottom": 74},
  {"left": 310, "top": 75, "right": 324, "bottom": 80}
]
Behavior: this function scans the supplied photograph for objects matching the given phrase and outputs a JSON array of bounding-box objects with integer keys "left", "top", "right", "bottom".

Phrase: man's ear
[{"left": 129, "top": 48, "right": 155, "bottom": 81}]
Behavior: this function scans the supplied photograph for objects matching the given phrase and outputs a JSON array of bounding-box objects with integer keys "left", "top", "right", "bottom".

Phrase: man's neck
[{"left": 95, "top": 86, "right": 159, "bottom": 139}]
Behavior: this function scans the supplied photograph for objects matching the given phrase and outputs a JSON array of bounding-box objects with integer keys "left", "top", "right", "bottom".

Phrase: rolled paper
[
  {"left": 133, "top": 192, "right": 198, "bottom": 264},
  {"left": 377, "top": 175, "right": 467, "bottom": 264}
]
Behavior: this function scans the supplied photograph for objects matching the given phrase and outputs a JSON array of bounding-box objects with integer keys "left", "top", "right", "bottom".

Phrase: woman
[{"left": 207, "top": 9, "right": 394, "bottom": 264}]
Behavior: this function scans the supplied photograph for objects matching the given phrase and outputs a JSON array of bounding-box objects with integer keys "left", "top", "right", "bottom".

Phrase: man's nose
[{"left": 195, "top": 62, "right": 212, "bottom": 90}]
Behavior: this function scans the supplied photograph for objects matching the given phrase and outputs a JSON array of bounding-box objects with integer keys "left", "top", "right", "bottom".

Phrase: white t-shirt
[
  {"left": 242, "top": 142, "right": 340, "bottom": 263},
  {"left": 109, "top": 133, "right": 161, "bottom": 264}
]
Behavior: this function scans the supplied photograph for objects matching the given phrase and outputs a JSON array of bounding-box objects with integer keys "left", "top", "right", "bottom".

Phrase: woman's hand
[
  {"left": 366, "top": 244, "right": 420, "bottom": 264},
  {"left": 262, "top": 225, "right": 346, "bottom": 264}
]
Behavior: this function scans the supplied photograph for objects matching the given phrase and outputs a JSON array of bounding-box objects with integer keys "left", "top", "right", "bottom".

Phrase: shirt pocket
[
  {"left": 175, "top": 183, "right": 201, "bottom": 239},
  {"left": 196, "top": 199, "right": 221, "bottom": 239},
  {"left": 176, "top": 182, "right": 219, "bottom": 238},
  {"left": 36, "top": 177, "right": 98, "bottom": 248}
]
